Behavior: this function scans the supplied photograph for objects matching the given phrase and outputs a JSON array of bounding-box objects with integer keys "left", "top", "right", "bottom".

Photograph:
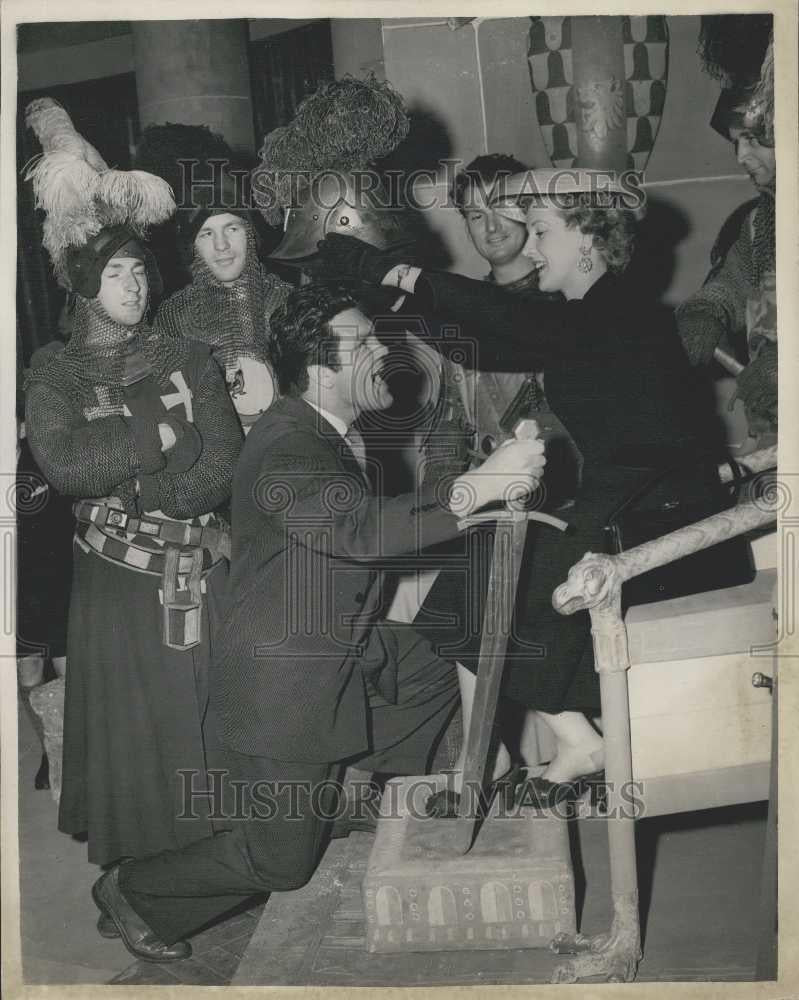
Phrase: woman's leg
[
  {"left": 517, "top": 708, "right": 552, "bottom": 777},
  {"left": 534, "top": 709, "right": 604, "bottom": 783},
  {"left": 448, "top": 663, "right": 512, "bottom": 791}
]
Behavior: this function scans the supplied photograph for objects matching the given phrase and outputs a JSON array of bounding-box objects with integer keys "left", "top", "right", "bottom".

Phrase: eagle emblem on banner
[{"left": 528, "top": 15, "right": 669, "bottom": 171}]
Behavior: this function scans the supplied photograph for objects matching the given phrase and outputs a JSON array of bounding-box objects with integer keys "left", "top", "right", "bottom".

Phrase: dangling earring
[{"left": 578, "top": 243, "right": 593, "bottom": 274}]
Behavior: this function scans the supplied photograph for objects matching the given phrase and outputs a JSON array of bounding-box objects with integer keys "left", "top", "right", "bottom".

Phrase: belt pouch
[{"left": 162, "top": 546, "right": 203, "bottom": 650}]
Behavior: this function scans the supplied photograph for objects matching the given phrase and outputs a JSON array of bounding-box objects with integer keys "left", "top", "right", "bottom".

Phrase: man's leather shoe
[
  {"left": 92, "top": 866, "right": 191, "bottom": 962},
  {"left": 97, "top": 912, "right": 120, "bottom": 939}
]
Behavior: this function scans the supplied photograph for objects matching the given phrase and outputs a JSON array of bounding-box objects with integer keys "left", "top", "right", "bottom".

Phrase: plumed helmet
[
  {"left": 269, "top": 170, "right": 414, "bottom": 261},
  {"left": 24, "top": 98, "right": 174, "bottom": 292},
  {"left": 251, "top": 76, "right": 412, "bottom": 261}
]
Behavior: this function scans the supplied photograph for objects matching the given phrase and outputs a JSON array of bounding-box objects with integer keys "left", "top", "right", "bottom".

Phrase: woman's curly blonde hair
[{"left": 562, "top": 206, "right": 636, "bottom": 273}]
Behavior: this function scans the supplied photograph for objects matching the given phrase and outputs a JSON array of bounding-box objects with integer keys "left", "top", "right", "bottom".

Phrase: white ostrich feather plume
[{"left": 23, "top": 97, "right": 175, "bottom": 280}]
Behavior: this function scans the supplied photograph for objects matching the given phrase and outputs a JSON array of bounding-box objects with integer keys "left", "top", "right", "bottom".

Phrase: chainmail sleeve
[
  {"left": 675, "top": 213, "right": 754, "bottom": 364},
  {"left": 152, "top": 286, "right": 193, "bottom": 341},
  {"left": 25, "top": 382, "right": 142, "bottom": 498},
  {"left": 137, "top": 353, "right": 242, "bottom": 518}
]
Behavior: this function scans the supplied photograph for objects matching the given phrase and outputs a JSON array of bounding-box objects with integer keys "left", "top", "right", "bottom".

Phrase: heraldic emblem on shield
[{"left": 528, "top": 16, "right": 669, "bottom": 171}]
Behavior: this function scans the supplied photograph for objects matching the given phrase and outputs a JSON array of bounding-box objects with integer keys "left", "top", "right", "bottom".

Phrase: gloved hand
[
  {"left": 732, "top": 342, "right": 778, "bottom": 434},
  {"left": 159, "top": 413, "right": 203, "bottom": 474},
  {"left": 314, "top": 233, "right": 419, "bottom": 285}
]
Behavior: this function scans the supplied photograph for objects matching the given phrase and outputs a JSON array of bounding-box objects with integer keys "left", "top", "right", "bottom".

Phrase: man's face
[
  {"left": 729, "top": 127, "right": 776, "bottom": 189},
  {"left": 463, "top": 187, "right": 528, "bottom": 267},
  {"left": 326, "top": 308, "right": 392, "bottom": 418},
  {"left": 194, "top": 213, "right": 248, "bottom": 284},
  {"left": 96, "top": 256, "right": 148, "bottom": 327}
]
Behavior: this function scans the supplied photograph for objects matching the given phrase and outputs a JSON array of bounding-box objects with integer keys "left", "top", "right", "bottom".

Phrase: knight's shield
[{"left": 528, "top": 15, "right": 669, "bottom": 171}]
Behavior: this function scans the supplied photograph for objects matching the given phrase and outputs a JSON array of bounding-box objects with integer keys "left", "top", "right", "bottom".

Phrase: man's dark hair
[
  {"left": 450, "top": 153, "right": 530, "bottom": 215},
  {"left": 270, "top": 283, "right": 359, "bottom": 396}
]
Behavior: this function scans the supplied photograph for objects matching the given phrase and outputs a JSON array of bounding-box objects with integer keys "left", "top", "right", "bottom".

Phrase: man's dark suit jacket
[{"left": 210, "top": 395, "right": 462, "bottom": 764}]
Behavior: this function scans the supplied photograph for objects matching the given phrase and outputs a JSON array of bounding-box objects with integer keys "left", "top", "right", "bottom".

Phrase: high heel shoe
[
  {"left": 515, "top": 769, "right": 607, "bottom": 813},
  {"left": 425, "top": 764, "right": 525, "bottom": 818},
  {"left": 34, "top": 752, "right": 50, "bottom": 791}
]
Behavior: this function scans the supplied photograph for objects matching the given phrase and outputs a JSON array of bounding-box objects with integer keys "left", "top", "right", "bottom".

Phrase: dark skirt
[
  {"left": 414, "top": 513, "right": 603, "bottom": 715},
  {"left": 58, "top": 543, "right": 227, "bottom": 866}
]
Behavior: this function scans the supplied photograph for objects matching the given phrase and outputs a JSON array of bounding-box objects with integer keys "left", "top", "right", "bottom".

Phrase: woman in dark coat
[{"left": 317, "top": 170, "right": 732, "bottom": 802}]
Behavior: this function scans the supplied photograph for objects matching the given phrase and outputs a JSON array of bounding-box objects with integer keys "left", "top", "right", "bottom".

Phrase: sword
[{"left": 424, "top": 420, "right": 569, "bottom": 855}]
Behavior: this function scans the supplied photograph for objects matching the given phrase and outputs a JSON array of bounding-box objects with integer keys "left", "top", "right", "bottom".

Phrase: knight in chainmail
[
  {"left": 140, "top": 125, "right": 293, "bottom": 434},
  {"left": 23, "top": 99, "right": 242, "bottom": 937},
  {"left": 676, "top": 34, "right": 776, "bottom": 438}
]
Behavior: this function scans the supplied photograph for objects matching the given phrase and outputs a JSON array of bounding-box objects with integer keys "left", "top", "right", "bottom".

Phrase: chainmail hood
[
  {"left": 28, "top": 299, "right": 190, "bottom": 421},
  {"left": 156, "top": 223, "right": 291, "bottom": 370},
  {"left": 751, "top": 189, "right": 775, "bottom": 286}
]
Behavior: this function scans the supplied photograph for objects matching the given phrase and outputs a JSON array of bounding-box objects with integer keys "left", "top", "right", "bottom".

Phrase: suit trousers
[{"left": 118, "top": 624, "right": 458, "bottom": 944}]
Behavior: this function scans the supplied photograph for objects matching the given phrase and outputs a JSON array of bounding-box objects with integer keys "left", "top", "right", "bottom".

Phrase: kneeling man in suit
[{"left": 93, "top": 282, "right": 546, "bottom": 962}]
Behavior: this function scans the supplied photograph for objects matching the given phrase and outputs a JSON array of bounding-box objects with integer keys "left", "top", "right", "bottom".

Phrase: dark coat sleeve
[
  {"left": 253, "top": 426, "right": 461, "bottom": 562},
  {"left": 412, "top": 270, "right": 575, "bottom": 370}
]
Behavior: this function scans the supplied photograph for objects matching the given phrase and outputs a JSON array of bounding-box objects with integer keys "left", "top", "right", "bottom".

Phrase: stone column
[
  {"left": 131, "top": 20, "right": 255, "bottom": 154},
  {"left": 571, "top": 16, "right": 628, "bottom": 171}
]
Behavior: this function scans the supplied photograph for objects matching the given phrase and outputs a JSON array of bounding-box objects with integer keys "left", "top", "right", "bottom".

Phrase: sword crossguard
[{"left": 457, "top": 509, "right": 569, "bottom": 532}]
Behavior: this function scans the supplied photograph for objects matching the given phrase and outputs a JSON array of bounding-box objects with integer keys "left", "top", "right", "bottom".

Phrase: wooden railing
[{"left": 546, "top": 448, "right": 778, "bottom": 983}]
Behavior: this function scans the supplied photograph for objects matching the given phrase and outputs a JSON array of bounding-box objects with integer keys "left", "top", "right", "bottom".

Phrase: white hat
[{"left": 489, "top": 168, "right": 643, "bottom": 223}]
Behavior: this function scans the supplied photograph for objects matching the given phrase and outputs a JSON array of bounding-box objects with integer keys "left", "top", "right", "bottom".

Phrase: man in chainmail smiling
[{"left": 137, "top": 124, "right": 293, "bottom": 434}]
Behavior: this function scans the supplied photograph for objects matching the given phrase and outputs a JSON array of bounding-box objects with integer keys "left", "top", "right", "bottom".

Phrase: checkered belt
[{"left": 74, "top": 501, "right": 230, "bottom": 576}]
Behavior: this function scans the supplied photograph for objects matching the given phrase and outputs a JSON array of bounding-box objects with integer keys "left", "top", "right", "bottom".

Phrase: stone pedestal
[{"left": 364, "top": 775, "right": 575, "bottom": 953}]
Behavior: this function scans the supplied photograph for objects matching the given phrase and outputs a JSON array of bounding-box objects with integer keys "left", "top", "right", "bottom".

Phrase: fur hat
[
  {"left": 133, "top": 122, "right": 260, "bottom": 261},
  {"left": 699, "top": 17, "right": 774, "bottom": 146}
]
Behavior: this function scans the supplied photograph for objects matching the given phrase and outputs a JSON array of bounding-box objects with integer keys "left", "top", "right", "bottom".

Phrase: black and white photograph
[{"left": 2, "top": 1, "right": 797, "bottom": 994}]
